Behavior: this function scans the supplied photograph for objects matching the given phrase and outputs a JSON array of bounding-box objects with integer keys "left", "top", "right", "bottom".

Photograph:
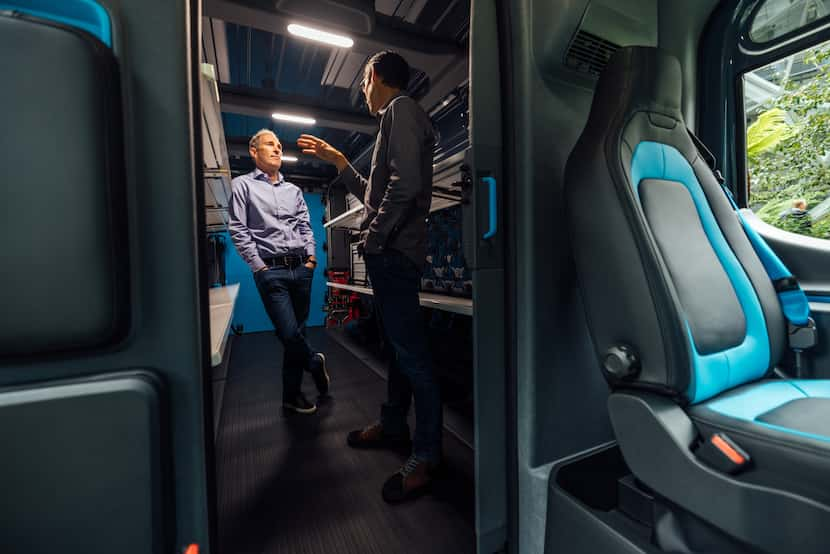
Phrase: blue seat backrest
[
  {"left": 630, "top": 142, "right": 770, "bottom": 402},
  {"left": 564, "top": 47, "right": 787, "bottom": 404}
]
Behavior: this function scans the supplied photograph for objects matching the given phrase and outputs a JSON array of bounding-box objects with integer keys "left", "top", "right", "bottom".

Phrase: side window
[
  {"left": 744, "top": 41, "right": 830, "bottom": 239},
  {"left": 749, "top": 0, "right": 830, "bottom": 43}
]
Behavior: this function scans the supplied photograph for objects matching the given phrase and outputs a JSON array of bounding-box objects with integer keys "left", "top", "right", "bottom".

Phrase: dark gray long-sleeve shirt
[
  {"left": 340, "top": 94, "right": 435, "bottom": 267},
  {"left": 228, "top": 169, "right": 315, "bottom": 272}
]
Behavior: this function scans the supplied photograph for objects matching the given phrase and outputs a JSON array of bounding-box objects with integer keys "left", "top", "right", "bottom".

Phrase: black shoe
[
  {"left": 309, "top": 352, "right": 330, "bottom": 395},
  {"left": 283, "top": 393, "right": 317, "bottom": 415},
  {"left": 347, "top": 421, "right": 411, "bottom": 451}
]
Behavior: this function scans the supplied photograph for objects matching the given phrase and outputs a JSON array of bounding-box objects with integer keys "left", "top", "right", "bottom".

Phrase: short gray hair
[{"left": 249, "top": 128, "right": 278, "bottom": 150}]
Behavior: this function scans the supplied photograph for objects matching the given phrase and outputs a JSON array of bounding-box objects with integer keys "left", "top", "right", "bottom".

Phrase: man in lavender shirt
[{"left": 229, "top": 129, "right": 330, "bottom": 415}]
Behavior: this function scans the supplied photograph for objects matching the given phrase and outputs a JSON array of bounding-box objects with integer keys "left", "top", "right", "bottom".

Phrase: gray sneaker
[{"left": 309, "top": 352, "right": 330, "bottom": 396}]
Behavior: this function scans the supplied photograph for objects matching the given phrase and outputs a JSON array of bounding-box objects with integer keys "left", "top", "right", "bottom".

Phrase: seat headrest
[{"left": 587, "top": 46, "right": 683, "bottom": 130}]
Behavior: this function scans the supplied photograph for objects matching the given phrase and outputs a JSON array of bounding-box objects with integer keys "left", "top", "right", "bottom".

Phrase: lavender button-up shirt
[{"left": 228, "top": 169, "right": 316, "bottom": 272}]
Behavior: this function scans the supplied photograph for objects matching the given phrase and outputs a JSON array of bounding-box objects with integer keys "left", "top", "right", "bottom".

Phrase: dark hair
[{"left": 366, "top": 50, "right": 410, "bottom": 90}]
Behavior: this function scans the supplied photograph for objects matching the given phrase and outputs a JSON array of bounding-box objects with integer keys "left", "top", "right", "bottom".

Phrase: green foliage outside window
[{"left": 746, "top": 45, "right": 830, "bottom": 239}]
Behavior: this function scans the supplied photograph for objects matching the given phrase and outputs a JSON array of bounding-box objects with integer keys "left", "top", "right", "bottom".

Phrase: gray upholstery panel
[
  {"left": 0, "top": 373, "right": 166, "bottom": 553},
  {"left": 567, "top": 137, "right": 677, "bottom": 392},
  {"left": 690, "top": 391, "right": 830, "bottom": 507},
  {"left": 691, "top": 161, "right": 785, "bottom": 372},
  {"left": 640, "top": 179, "right": 745, "bottom": 354},
  {"left": 0, "top": 14, "right": 128, "bottom": 357},
  {"left": 566, "top": 49, "right": 690, "bottom": 394},
  {"left": 757, "top": 398, "right": 830, "bottom": 437}
]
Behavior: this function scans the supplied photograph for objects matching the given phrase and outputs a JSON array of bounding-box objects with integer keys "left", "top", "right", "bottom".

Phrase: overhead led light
[
  {"left": 281, "top": 155, "right": 298, "bottom": 163},
  {"left": 287, "top": 23, "right": 354, "bottom": 48},
  {"left": 271, "top": 112, "right": 316, "bottom": 125}
]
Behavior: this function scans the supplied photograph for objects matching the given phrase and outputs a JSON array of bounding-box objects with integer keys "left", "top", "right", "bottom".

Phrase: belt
[{"left": 263, "top": 254, "right": 305, "bottom": 268}]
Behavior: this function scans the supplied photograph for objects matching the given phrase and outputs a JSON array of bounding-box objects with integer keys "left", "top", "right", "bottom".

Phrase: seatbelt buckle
[
  {"left": 696, "top": 432, "right": 751, "bottom": 475},
  {"left": 773, "top": 276, "right": 799, "bottom": 293},
  {"left": 789, "top": 317, "right": 817, "bottom": 351}
]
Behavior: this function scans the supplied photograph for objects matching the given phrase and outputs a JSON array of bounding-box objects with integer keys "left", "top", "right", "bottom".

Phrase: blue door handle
[{"left": 482, "top": 176, "right": 497, "bottom": 239}]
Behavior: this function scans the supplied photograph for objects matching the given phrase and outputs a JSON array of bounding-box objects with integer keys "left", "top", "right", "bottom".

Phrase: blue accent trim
[
  {"left": 631, "top": 142, "right": 770, "bottom": 404},
  {"left": 736, "top": 212, "right": 810, "bottom": 325},
  {"left": 807, "top": 295, "right": 830, "bottom": 303},
  {"left": 736, "top": 213, "right": 789, "bottom": 280},
  {"left": 1, "top": 0, "right": 112, "bottom": 47},
  {"left": 780, "top": 289, "right": 810, "bottom": 324},
  {"left": 719, "top": 183, "right": 739, "bottom": 210},
  {"left": 704, "top": 380, "right": 830, "bottom": 442},
  {"left": 705, "top": 381, "right": 805, "bottom": 420},
  {"left": 482, "top": 176, "right": 497, "bottom": 240},
  {"left": 793, "top": 380, "right": 830, "bottom": 397},
  {"left": 756, "top": 421, "right": 830, "bottom": 443}
]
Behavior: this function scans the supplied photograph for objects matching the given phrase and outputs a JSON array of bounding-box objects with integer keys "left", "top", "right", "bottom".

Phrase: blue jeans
[
  {"left": 253, "top": 264, "right": 315, "bottom": 402},
  {"left": 365, "top": 250, "right": 442, "bottom": 463}
]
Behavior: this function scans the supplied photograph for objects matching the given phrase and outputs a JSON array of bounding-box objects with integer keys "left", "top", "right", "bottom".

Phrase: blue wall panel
[
  {"left": 224, "top": 191, "right": 327, "bottom": 333},
  {"left": 306, "top": 192, "right": 327, "bottom": 327}
]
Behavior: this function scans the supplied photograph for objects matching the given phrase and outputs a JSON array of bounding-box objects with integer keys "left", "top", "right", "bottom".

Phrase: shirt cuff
[{"left": 304, "top": 245, "right": 316, "bottom": 257}]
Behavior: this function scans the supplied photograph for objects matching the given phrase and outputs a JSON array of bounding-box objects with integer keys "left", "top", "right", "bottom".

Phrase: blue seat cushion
[{"left": 690, "top": 380, "right": 830, "bottom": 505}]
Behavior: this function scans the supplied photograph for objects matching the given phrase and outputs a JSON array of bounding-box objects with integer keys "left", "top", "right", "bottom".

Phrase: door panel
[
  {"left": 469, "top": 1, "right": 508, "bottom": 552},
  {"left": 0, "top": 8, "right": 128, "bottom": 357},
  {"left": 1, "top": 1, "right": 212, "bottom": 552},
  {"left": 745, "top": 211, "right": 830, "bottom": 378},
  {"left": 0, "top": 373, "right": 167, "bottom": 553}
]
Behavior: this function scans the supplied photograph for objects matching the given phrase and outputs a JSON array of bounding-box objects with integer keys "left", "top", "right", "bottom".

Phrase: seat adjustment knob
[{"left": 603, "top": 345, "right": 640, "bottom": 379}]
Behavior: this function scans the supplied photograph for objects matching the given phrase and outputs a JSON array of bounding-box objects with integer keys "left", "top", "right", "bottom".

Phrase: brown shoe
[
  {"left": 382, "top": 455, "right": 438, "bottom": 503},
  {"left": 347, "top": 421, "right": 410, "bottom": 450}
]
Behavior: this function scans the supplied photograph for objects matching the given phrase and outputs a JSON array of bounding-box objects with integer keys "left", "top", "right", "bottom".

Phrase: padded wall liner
[
  {"left": 0, "top": 11, "right": 128, "bottom": 357},
  {"left": 0, "top": 372, "right": 167, "bottom": 553}
]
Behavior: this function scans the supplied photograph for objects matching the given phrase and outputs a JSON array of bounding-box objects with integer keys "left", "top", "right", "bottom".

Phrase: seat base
[
  {"left": 609, "top": 390, "right": 830, "bottom": 554},
  {"left": 690, "top": 379, "right": 830, "bottom": 506},
  {"left": 546, "top": 443, "right": 755, "bottom": 553}
]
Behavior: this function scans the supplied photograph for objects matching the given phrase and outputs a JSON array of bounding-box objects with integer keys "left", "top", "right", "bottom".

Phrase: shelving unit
[
  {"left": 326, "top": 282, "right": 472, "bottom": 316},
  {"left": 201, "top": 63, "right": 232, "bottom": 234},
  {"left": 209, "top": 283, "right": 239, "bottom": 366},
  {"left": 323, "top": 204, "right": 363, "bottom": 230}
]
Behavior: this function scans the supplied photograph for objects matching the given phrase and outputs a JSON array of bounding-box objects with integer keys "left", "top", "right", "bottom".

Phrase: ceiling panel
[{"left": 205, "top": 0, "right": 470, "bottom": 184}]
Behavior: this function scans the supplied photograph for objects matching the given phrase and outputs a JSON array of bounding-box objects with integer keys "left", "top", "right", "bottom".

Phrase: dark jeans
[
  {"left": 253, "top": 264, "right": 315, "bottom": 402},
  {"left": 365, "top": 250, "right": 442, "bottom": 463}
]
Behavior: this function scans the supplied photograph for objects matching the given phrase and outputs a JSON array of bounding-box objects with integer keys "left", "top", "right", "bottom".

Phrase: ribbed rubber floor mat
[{"left": 215, "top": 328, "right": 475, "bottom": 554}]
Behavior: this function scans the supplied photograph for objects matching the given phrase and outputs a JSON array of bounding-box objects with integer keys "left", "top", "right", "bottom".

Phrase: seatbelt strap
[{"left": 685, "top": 128, "right": 815, "bottom": 347}]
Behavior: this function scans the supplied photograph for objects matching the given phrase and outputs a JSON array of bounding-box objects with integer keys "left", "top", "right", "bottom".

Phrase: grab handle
[{"left": 482, "top": 176, "right": 497, "bottom": 240}]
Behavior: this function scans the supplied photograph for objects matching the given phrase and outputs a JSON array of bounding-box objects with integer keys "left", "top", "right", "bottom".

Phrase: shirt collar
[
  {"left": 253, "top": 168, "right": 284, "bottom": 184},
  {"left": 377, "top": 92, "right": 405, "bottom": 117}
]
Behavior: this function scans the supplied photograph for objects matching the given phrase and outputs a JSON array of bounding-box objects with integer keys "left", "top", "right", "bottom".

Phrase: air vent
[{"left": 564, "top": 30, "right": 620, "bottom": 77}]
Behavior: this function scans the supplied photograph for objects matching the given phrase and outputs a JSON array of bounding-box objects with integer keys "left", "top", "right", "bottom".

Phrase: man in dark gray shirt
[
  {"left": 229, "top": 129, "right": 330, "bottom": 415},
  {"left": 298, "top": 51, "right": 439, "bottom": 503}
]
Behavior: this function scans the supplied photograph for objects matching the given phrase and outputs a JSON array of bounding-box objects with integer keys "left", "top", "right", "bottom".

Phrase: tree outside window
[{"left": 745, "top": 42, "right": 830, "bottom": 239}]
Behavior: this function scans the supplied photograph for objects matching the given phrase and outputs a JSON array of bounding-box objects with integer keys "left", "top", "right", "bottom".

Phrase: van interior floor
[{"left": 214, "top": 328, "right": 476, "bottom": 554}]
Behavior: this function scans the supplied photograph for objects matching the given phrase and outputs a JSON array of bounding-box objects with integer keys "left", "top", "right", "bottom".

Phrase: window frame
[
  {"left": 699, "top": 0, "right": 830, "bottom": 213},
  {"left": 745, "top": 0, "right": 830, "bottom": 50},
  {"left": 736, "top": 31, "right": 830, "bottom": 214}
]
